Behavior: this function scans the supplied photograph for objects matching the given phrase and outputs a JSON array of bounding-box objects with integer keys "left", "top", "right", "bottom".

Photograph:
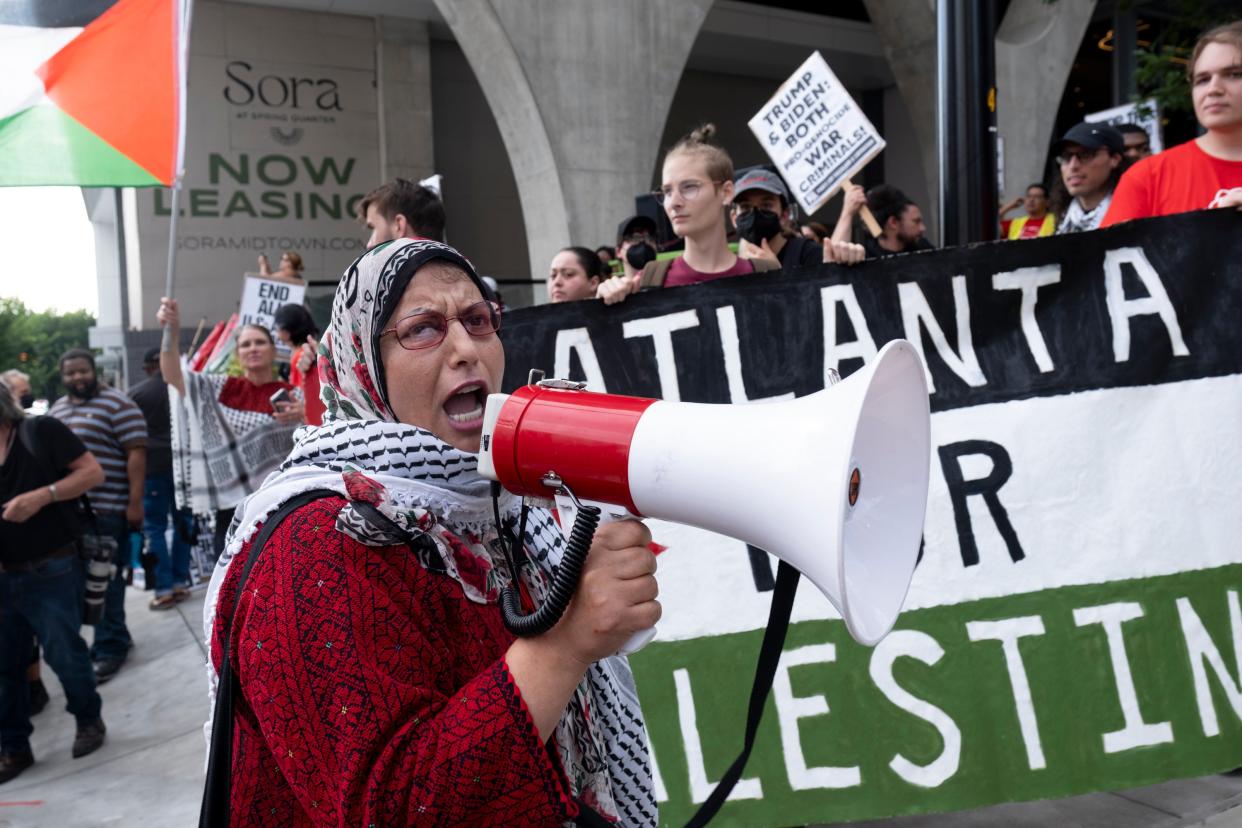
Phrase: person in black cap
[
  {"left": 730, "top": 167, "right": 823, "bottom": 270},
  {"left": 1050, "top": 122, "right": 1127, "bottom": 234}
]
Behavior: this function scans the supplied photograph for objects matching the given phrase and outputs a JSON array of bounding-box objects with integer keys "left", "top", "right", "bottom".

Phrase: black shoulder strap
[
  {"left": 683, "top": 561, "right": 800, "bottom": 827},
  {"left": 199, "top": 489, "right": 339, "bottom": 828}
]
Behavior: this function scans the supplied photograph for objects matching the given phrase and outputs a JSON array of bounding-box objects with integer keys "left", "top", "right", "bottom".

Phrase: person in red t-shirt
[
  {"left": 273, "top": 303, "right": 325, "bottom": 427},
  {"left": 1103, "top": 21, "right": 1242, "bottom": 226}
]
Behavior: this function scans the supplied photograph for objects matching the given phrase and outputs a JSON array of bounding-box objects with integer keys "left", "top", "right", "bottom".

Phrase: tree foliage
[{"left": 0, "top": 298, "right": 95, "bottom": 402}]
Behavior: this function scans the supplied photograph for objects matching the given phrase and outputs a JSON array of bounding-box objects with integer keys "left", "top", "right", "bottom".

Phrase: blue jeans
[
  {"left": 143, "top": 472, "right": 192, "bottom": 597},
  {"left": 0, "top": 555, "right": 102, "bottom": 753},
  {"left": 90, "top": 513, "right": 133, "bottom": 662}
]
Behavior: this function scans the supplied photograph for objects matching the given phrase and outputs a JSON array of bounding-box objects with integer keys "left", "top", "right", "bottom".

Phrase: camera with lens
[{"left": 79, "top": 532, "right": 117, "bottom": 625}]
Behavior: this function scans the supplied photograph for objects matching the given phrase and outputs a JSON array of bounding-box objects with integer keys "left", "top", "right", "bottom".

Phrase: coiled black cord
[{"left": 492, "top": 481, "right": 601, "bottom": 637}]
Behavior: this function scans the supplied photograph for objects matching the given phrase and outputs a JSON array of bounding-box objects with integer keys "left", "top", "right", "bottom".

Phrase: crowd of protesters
[{"left": 0, "top": 19, "right": 1236, "bottom": 826}]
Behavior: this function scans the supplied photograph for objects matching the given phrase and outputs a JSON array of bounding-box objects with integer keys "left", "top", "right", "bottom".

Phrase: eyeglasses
[
  {"left": 654, "top": 179, "right": 725, "bottom": 205},
  {"left": 1057, "top": 147, "right": 1104, "bottom": 166},
  {"left": 380, "top": 300, "right": 502, "bottom": 351}
]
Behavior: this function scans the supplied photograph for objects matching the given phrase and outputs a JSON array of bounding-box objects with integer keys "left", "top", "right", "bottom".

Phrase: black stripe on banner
[
  {"left": 499, "top": 211, "right": 1242, "bottom": 413},
  {"left": 0, "top": 0, "right": 118, "bottom": 27}
]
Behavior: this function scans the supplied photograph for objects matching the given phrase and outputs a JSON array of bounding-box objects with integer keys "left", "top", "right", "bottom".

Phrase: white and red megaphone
[{"left": 478, "top": 339, "right": 931, "bottom": 652}]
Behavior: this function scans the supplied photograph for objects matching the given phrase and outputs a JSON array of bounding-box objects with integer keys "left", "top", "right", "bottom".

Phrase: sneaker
[
  {"left": 28, "top": 679, "right": 49, "bottom": 715},
  {"left": 0, "top": 750, "right": 34, "bottom": 784},
  {"left": 93, "top": 658, "right": 124, "bottom": 684},
  {"left": 149, "top": 593, "right": 178, "bottom": 611},
  {"left": 72, "top": 719, "right": 106, "bottom": 759}
]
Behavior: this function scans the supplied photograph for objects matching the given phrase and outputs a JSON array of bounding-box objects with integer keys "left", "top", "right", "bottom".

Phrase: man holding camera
[
  {"left": 49, "top": 350, "right": 147, "bottom": 684},
  {"left": 0, "top": 378, "right": 109, "bottom": 783}
]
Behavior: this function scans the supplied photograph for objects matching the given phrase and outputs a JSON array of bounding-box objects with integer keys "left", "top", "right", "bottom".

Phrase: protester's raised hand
[
  {"left": 156, "top": 297, "right": 180, "bottom": 329},
  {"left": 842, "top": 184, "right": 867, "bottom": 216},
  {"left": 296, "top": 335, "right": 318, "bottom": 375},
  {"left": 738, "top": 238, "right": 780, "bottom": 268},
  {"left": 597, "top": 274, "right": 638, "bottom": 306},
  {"left": 542, "top": 519, "right": 660, "bottom": 666},
  {"left": 823, "top": 238, "right": 865, "bottom": 266}
]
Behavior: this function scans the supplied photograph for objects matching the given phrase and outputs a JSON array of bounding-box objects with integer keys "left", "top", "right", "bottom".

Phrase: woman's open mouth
[{"left": 443, "top": 382, "right": 487, "bottom": 429}]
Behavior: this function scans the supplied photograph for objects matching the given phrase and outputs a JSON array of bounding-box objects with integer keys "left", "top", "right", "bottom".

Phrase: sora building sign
[{"left": 135, "top": 21, "right": 379, "bottom": 327}]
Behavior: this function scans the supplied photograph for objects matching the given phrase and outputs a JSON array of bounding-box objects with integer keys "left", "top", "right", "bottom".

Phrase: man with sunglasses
[{"left": 1051, "top": 123, "right": 1126, "bottom": 234}]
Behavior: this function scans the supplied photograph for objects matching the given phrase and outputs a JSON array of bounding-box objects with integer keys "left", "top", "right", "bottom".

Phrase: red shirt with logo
[{"left": 1102, "top": 139, "right": 1242, "bottom": 226}]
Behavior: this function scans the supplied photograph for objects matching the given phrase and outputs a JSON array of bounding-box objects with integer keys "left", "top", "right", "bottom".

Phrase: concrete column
[
  {"left": 376, "top": 17, "right": 436, "bottom": 183},
  {"left": 862, "top": 0, "right": 939, "bottom": 238},
  {"left": 432, "top": 0, "right": 712, "bottom": 288},
  {"left": 995, "top": 0, "right": 1097, "bottom": 201}
]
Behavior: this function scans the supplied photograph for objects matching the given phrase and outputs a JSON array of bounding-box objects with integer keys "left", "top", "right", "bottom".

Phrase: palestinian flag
[{"left": 0, "top": 0, "right": 187, "bottom": 187}]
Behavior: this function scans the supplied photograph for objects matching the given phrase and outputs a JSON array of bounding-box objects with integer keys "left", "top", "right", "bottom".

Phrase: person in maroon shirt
[
  {"left": 204, "top": 240, "right": 659, "bottom": 825},
  {"left": 599, "top": 124, "right": 863, "bottom": 304}
]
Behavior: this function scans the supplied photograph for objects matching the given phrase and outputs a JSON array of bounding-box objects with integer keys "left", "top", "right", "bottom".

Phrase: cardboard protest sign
[
  {"left": 748, "top": 51, "right": 885, "bottom": 216},
  {"left": 1086, "top": 99, "right": 1163, "bottom": 153},
  {"left": 499, "top": 211, "right": 1242, "bottom": 825},
  {"left": 238, "top": 274, "right": 306, "bottom": 337}
]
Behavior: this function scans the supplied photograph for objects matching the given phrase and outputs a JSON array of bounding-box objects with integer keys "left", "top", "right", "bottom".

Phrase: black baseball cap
[
  {"left": 1053, "top": 123, "right": 1124, "bottom": 156},
  {"left": 616, "top": 215, "right": 657, "bottom": 246},
  {"left": 143, "top": 347, "right": 160, "bottom": 365}
]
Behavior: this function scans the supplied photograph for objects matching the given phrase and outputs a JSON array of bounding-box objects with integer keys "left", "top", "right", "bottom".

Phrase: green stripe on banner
[
  {"left": 0, "top": 105, "right": 162, "bottom": 187},
  {"left": 631, "top": 564, "right": 1242, "bottom": 827}
]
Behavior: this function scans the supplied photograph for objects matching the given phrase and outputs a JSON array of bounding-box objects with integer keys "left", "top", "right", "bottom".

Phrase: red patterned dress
[{"left": 210, "top": 495, "right": 581, "bottom": 826}]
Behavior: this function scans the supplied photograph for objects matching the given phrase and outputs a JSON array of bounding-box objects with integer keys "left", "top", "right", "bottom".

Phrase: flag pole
[{"left": 161, "top": 0, "right": 194, "bottom": 352}]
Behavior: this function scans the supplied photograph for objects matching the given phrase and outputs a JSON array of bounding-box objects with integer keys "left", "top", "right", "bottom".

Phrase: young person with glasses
[
  {"left": 1048, "top": 123, "right": 1128, "bottom": 234},
  {"left": 1103, "top": 21, "right": 1242, "bottom": 226},
  {"left": 599, "top": 124, "right": 766, "bottom": 303}
]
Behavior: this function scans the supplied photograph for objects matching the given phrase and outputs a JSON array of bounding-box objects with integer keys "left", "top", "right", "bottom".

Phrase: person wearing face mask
[
  {"left": 547, "top": 247, "right": 604, "bottom": 302},
  {"left": 607, "top": 215, "right": 660, "bottom": 298},
  {"left": 155, "top": 306, "right": 305, "bottom": 564},
  {"left": 49, "top": 350, "right": 147, "bottom": 684},
  {"left": 731, "top": 167, "right": 822, "bottom": 271},
  {"left": 599, "top": 125, "right": 862, "bottom": 304},
  {"left": 1, "top": 371, "right": 34, "bottom": 411}
]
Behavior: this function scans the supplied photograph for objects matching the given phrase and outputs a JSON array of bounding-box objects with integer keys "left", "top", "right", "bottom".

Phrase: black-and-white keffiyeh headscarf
[
  {"left": 1057, "top": 193, "right": 1112, "bottom": 234},
  {"left": 204, "top": 238, "right": 656, "bottom": 826}
]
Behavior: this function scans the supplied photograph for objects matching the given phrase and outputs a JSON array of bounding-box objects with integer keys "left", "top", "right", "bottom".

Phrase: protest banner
[
  {"left": 1086, "top": 99, "right": 1164, "bottom": 153},
  {"left": 499, "top": 211, "right": 1242, "bottom": 825},
  {"left": 748, "top": 51, "right": 885, "bottom": 218}
]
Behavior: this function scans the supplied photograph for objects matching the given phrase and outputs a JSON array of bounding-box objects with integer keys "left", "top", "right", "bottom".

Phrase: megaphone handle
[{"left": 553, "top": 494, "right": 658, "bottom": 657}]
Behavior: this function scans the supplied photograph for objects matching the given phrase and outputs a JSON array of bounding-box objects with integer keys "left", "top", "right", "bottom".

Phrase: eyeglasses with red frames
[{"left": 379, "top": 300, "right": 502, "bottom": 351}]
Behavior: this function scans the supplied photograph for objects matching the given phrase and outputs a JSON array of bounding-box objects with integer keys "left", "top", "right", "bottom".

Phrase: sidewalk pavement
[{"left": 2, "top": 586, "right": 1240, "bottom": 827}]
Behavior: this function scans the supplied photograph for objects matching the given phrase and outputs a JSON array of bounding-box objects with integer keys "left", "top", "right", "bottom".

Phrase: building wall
[
  {"left": 129, "top": 0, "right": 380, "bottom": 331},
  {"left": 429, "top": 39, "right": 532, "bottom": 304}
]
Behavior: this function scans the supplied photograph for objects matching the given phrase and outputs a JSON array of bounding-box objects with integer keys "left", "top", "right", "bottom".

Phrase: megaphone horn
[{"left": 479, "top": 339, "right": 931, "bottom": 649}]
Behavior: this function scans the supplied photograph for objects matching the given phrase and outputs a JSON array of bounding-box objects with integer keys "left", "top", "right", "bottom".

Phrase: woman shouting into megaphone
[{"left": 201, "top": 240, "right": 659, "bottom": 827}]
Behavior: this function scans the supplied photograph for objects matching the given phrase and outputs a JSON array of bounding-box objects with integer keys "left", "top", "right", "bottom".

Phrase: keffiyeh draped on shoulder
[{"left": 205, "top": 239, "right": 656, "bottom": 827}]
